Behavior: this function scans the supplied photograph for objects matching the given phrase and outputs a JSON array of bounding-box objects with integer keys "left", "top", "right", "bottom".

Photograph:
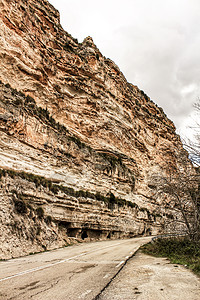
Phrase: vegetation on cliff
[{"left": 0, "top": 167, "right": 150, "bottom": 212}]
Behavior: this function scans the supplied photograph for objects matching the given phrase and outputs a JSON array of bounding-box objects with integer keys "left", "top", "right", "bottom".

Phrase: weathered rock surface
[{"left": 0, "top": 0, "right": 194, "bottom": 259}]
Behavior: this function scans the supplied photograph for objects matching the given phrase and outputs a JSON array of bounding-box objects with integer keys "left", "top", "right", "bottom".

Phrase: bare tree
[
  {"left": 152, "top": 99, "right": 199, "bottom": 243},
  {"left": 184, "top": 99, "right": 200, "bottom": 166},
  {"left": 152, "top": 170, "right": 200, "bottom": 244}
]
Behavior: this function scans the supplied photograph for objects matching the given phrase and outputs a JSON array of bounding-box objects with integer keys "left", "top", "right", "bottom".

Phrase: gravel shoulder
[{"left": 98, "top": 251, "right": 200, "bottom": 300}]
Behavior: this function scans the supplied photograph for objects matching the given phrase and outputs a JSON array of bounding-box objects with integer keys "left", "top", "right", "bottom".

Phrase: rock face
[{"left": 0, "top": 0, "right": 193, "bottom": 259}]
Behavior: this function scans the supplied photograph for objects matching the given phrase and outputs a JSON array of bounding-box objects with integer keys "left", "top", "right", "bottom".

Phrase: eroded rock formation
[{"left": 0, "top": 0, "right": 194, "bottom": 259}]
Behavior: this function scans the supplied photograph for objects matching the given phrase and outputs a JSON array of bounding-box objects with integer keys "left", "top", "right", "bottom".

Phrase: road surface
[
  {"left": 0, "top": 237, "right": 152, "bottom": 300},
  {"left": 98, "top": 251, "right": 200, "bottom": 300}
]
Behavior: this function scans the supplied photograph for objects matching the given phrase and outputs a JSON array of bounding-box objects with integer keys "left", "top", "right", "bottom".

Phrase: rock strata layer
[{"left": 0, "top": 0, "right": 193, "bottom": 259}]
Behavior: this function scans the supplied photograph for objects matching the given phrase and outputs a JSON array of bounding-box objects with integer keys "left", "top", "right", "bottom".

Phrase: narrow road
[{"left": 0, "top": 237, "right": 152, "bottom": 300}]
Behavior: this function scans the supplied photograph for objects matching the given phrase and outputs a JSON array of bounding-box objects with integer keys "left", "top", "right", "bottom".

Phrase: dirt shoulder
[{"left": 99, "top": 251, "right": 200, "bottom": 300}]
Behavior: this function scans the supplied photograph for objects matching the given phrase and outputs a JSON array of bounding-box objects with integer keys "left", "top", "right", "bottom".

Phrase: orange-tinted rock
[{"left": 0, "top": 0, "right": 194, "bottom": 258}]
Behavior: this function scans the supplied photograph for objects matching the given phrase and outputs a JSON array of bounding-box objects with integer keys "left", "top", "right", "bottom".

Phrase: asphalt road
[{"left": 0, "top": 237, "right": 152, "bottom": 300}]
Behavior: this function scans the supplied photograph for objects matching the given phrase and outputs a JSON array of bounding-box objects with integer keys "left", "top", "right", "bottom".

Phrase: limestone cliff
[{"left": 0, "top": 0, "right": 193, "bottom": 259}]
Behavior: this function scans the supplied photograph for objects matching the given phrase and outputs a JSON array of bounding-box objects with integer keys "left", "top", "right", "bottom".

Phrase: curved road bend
[{"left": 0, "top": 236, "right": 152, "bottom": 300}]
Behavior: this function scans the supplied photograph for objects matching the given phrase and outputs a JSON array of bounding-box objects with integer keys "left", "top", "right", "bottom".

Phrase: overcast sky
[{"left": 49, "top": 0, "right": 200, "bottom": 138}]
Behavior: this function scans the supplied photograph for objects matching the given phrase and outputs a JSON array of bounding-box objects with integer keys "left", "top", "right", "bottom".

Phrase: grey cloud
[{"left": 49, "top": 0, "right": 200, "bottom": 135}]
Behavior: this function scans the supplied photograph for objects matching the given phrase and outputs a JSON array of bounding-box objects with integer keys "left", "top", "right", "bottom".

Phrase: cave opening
[
  {"left": 81, "top": 230, "right": 88, "bottom": 240},
  {"left": 146, "top": 228, "right": 152, "bottom": 235},
  {"left": 107, "top": 232, "right": 111, "bottom": 239}
]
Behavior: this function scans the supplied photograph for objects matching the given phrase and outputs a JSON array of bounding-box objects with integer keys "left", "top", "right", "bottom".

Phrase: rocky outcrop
[
  {"left": 0, "top": 169, "right": 161, "bottom": 258},
  {"left": 0, "top": 0, "right": 194, "bottom": 259}
]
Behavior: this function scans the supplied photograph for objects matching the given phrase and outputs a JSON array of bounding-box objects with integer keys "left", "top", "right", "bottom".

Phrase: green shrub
[
  {"left": 14, "top": 98, "right": 23, "bottom": 106},
  {"left": 36, "top": 225, "right": 41, "bottom": 235},
  {"left": 95, "top": 192, "right": 106, "bottom": 202},
  {"left": 5, "top": 83, "right": 11, "bottom": 88},
  {"left": 45, "top": 215, "right": 52, "bottom": 224},
  {"left": 36, "top": 207, "right": 44, "bottom": 219},
  {"left": 33, "top": 176, "right": 41, "bottom": 187},
  {"left": 63, "top": 42, "right": 74, "bottom": 52},
  {"left": 50, "top": 185, "right": 59, "bottom": 194},
  {"left": 25, "top": 95, "right": 35, "bottom": 104},
  {"left": 14, "top": 199, "right": 27, "bottom": 214},
  {"left": 7, "top": 170, "right": 15, "bottom": 179},
  {"left": 0, "top": 169, "right": 6, "bottom": 180},
  {"left": 109, "top": 192, "right": 115, "bottom": 204},
  {"left": 127, "top": 201, "right": 137, "bottom": 208},
  {"left": 27, "top": 203, "right": 33, "bottom": 210}
]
